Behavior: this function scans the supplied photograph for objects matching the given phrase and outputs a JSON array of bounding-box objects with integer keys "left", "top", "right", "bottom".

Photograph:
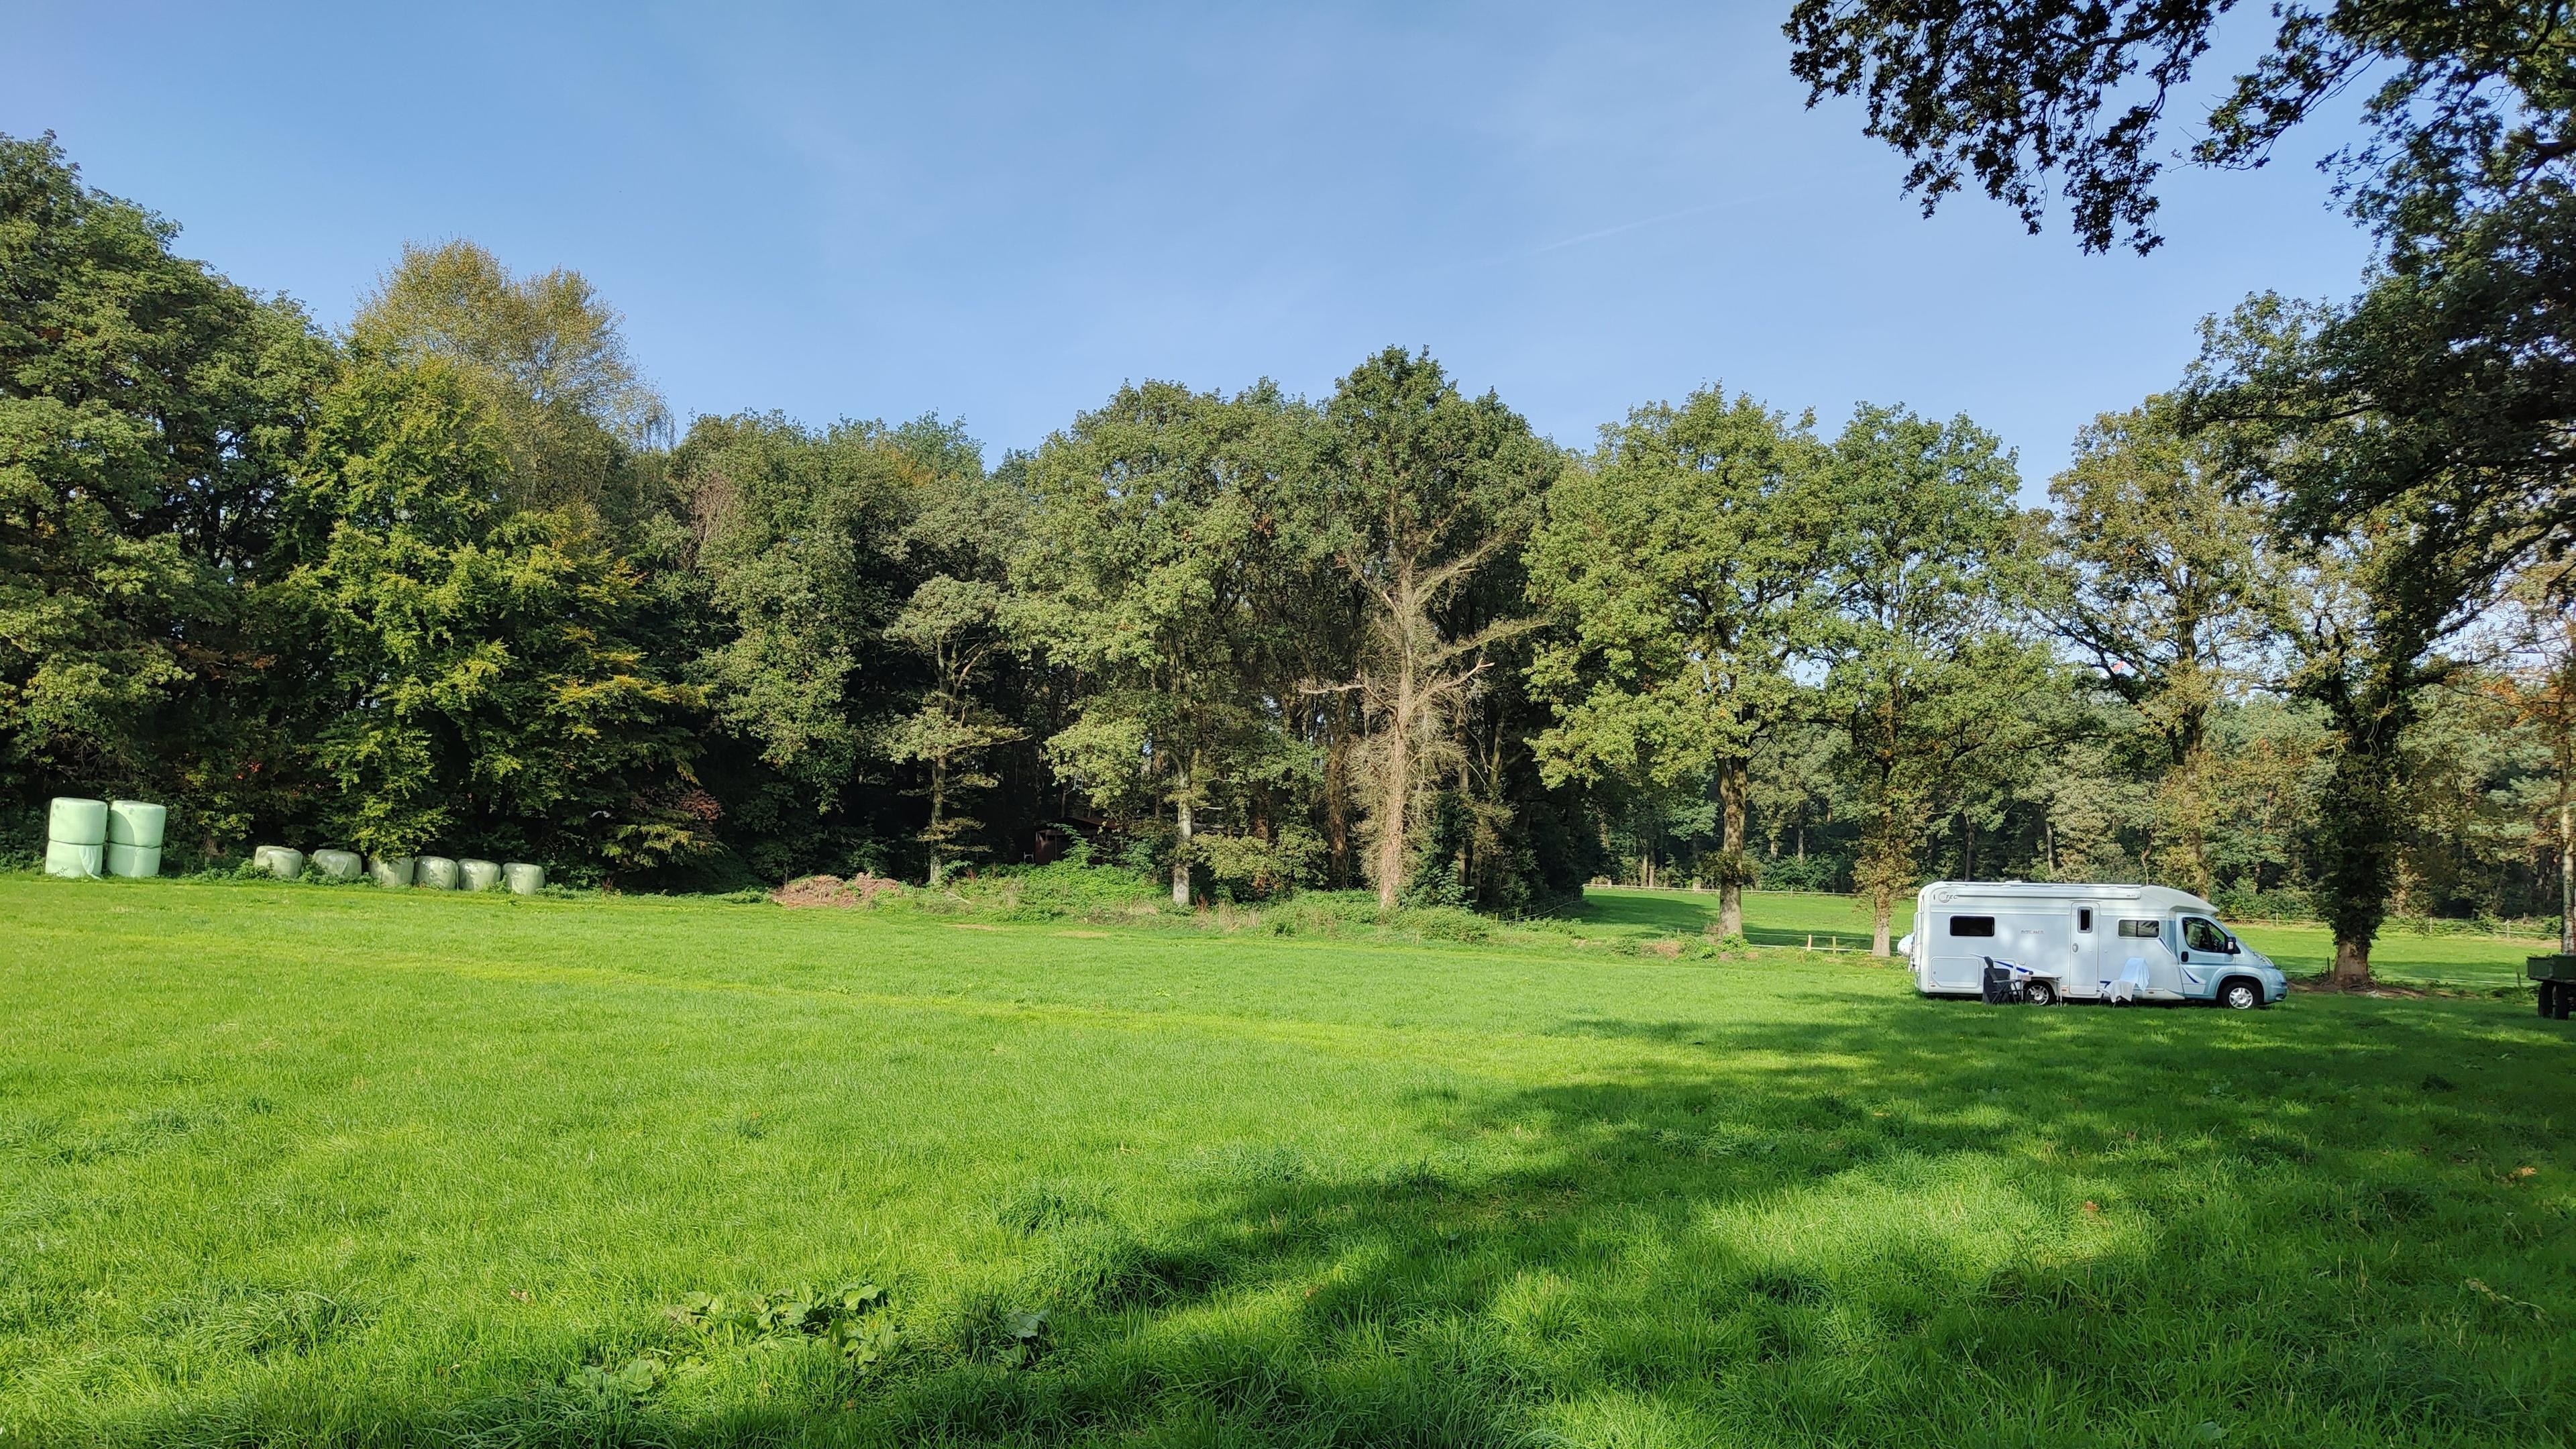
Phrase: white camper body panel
[{"left": 1909, "top": 881, "right": 2222, "bottom": 1002}]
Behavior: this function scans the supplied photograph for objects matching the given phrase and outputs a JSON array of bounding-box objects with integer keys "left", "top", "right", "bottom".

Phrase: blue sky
[{"left": 9, "top": 1, "right": 2377, "bottom": 482}]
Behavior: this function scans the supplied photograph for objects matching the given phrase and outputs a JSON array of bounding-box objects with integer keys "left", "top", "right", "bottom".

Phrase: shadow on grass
[
  {"left": 84, "top": 998, "right": 2576, "bottom": 1448},
  {"left": 1558, "top": 891, "right": 1725, "bottom": 934},
  {"left": 1562, "top": 890, "right": 1885, "bottom": 952}
]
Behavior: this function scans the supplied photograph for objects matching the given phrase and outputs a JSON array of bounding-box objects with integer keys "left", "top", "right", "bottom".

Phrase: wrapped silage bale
[
  {"left": 104, "top": 843, "right": 161, "bottom": 879},
  {"left": 45, "top": 841, "right": 102, "bottom": 879},
  {"left": 105, "top": 800, "right": 166, "bottom": 849},
  {"left": 48, "top": 798, "right": 108, "bottom": 847},
  {"left": 260, "top": 847, "right": 305, "bottom": 881},
  {"left": 458, "top": 858, "right": 501, "bottom": 892},
  {"left": 416, "top": 856, "right": 459, "bottom": 890},
  {"left": 502, "top": 862, "right": 545, "bottom": 895},
  {"left": 311, "top": 849, "right": 363, "bottom": 881},
  {"left": 368, "top": 855, "right": 415, "bottom": 888}
]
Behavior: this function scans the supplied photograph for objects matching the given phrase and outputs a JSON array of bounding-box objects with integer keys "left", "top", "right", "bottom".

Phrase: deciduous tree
[
  {"left": 1785, "top": 0, "right": 2576, "bottom": 256},
  {"left": 285, "top": 353, "right": 702, "bottom": 878},
  {"left": 1315, "top": 350, "right": 1558, "bottom": 910},
  {"left": 1811, "top": 405, "right": 2044, "bottom": 954},
  {"left": 2039, "top": 396, "right": 2275, "bottom": 893},
  {"left": 884, "top": 575, "right": 1024, "bottom": 885},
  {"left": 1527, "top": 386, "right": 1823, "bottom": 936},
  {"left": 351, "top": 239, "right": 667, "bottom": 521},
  {"left": 1017, "top": 380, "right": 1313, "bottom": 906},
  {"left": 669, "top": 413, "right": 918, "bottom": 875},
  {"left": 0, "top": 131, "right": 332, "bottom": 840}
]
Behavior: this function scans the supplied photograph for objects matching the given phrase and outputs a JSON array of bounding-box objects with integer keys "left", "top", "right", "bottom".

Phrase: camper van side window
[
  {"left": 1947, "top": 915, "right": 1996, "bottom": 937},
  {"left": 2116, "top": 919, "right": 2159, "bottom": 938},
  {"left": 2183, "top": 918, "right": 2232, "bottom": 953},
  {"left": 2077, "top": 908, "right": 2093, "bottom": 932}
]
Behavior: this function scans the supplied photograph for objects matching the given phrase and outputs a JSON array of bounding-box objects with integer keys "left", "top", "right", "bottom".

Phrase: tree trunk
[
  {"left": 2561, "top": 798, "right": 2573, "bottom": 955},
  {"left": 926, "top": 756, "right": 948, "bottom": 887},
  {"left": 2312, "top": 698, "right": 2409, "bottom": 991},
  {"left": 1323, "top": 707, "right": 1354, "bottom": 888},
  {"left": 1871, "top": 892, "right": 1892, "bottom": 957},
  {"left": 1375, "top": 716, "right": 1410, "bottom": 910},
  {"left": 1172, "top": 754, "right": 1195, "bottom": 908},
  {"left": 1717, "top": 757, "right": 1748, "bottom": 938}
]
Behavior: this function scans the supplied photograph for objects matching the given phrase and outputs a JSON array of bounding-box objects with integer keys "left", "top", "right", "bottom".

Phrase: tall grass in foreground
[{"left": 0, "top": 877, "right": 2568, "bottom": 1446}]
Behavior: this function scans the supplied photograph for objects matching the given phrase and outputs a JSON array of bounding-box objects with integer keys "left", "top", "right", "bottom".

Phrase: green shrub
[
  {"left": 2211, "top": 883, "right": 2314, "bottom": 920},
  {"left": 936, "top": 861, "right": 1163, "bottom": 920},
  {"left": 1756, "top": 853, "right": 1848, "bottom": 893},
  {"left": 1250, "top": 890, "right": 1496, "bottom": 943}
]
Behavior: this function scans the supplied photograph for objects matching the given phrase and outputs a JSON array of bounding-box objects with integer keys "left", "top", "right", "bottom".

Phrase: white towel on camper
[{"left": 2108, "top": 956, "right": 2149, "bottom": 1003}]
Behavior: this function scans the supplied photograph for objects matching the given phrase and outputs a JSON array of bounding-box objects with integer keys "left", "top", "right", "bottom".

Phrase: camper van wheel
[
  {"left": 2218, "top": 979, "right": 2261, "bottom": 1012},
  {"left": 2024, "top": 981, "right": 2057, "bottom": 1007}
]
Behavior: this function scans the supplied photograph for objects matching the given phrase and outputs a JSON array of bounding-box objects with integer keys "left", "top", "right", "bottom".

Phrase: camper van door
[
  {"left": 2113, "top": 915, "right": 2185, "bottom": 998},
  {"left": 1929, "top": 911, "right": 1993, "bottom": 991}
]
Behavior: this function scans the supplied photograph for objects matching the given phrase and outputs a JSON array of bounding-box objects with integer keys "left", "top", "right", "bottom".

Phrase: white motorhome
[{"left": 1904, "top": 880, "right": 2288, "bottom": 1009}]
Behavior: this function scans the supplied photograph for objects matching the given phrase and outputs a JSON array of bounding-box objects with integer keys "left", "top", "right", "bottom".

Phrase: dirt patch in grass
[
  {"left": 772, "top": 874, "right": 904, "bottom": 909},
  {"left": 2290, "top": 977, "right": 2432, "bottom": 999}
]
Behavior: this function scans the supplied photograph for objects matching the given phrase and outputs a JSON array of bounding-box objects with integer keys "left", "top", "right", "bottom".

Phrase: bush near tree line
[{"left": 7, "top": 105, "right": 2575, "bottom": 983}]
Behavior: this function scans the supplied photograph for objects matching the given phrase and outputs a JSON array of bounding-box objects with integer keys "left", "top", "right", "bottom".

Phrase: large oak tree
[{"left": 1527, "top": 387, "right": 1824, "bottom": 937}]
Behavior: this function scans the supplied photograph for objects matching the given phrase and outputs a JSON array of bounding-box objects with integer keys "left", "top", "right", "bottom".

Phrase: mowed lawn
[{"left": 2, "top": 879, "right": 2571, "bottom": 1447}]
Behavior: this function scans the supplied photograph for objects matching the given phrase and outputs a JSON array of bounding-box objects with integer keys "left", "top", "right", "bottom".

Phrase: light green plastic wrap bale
[
  {"left": 105, "top": 800, "right": 166, "bottom": 849},
  {"left": 48, "top": 798, "right": 109, "bottom": 847},
  {"left": 458, "top": 858, "right": 501, "bottom": 892},
  {"left": 368, "top": 855, "right": 415, "bottom": 888},
  {"left": 262, "top": 847, "right": 305, "bottom": 881},
  {"left": 416, "top": 856, "right": 459, "bottom": 890},
  {"left": 45, "top": 841, "right": 101, "bottom": 879},
  {"left": 311, "top": 849, "right": 363, "bottom": 881},
  {"left": 104, "top": 843, "right": 161, "bottom": 879},
  {"left": 503, "top": 862, "right": 545, "bottom": 895}
]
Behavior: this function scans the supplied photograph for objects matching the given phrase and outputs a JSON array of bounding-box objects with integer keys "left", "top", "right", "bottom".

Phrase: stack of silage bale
[
  {"left": 105, "top": 800, "right": 166, "bottom": 878},
  {"left": 44, "top": 798, "right": 107, "bottom": 879},
  {"left": 43, "top": 798, "right": 166, "bottom": 879}
]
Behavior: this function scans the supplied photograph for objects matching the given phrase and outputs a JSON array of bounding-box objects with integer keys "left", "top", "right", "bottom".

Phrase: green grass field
[{"left": 3, "top": 876, "right": 2571, "bottom": 1447}]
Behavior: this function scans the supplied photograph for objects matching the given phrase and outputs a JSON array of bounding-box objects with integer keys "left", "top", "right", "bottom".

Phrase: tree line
[{"left": 5, "top": 123, "right": 2572, "bottom": 987}]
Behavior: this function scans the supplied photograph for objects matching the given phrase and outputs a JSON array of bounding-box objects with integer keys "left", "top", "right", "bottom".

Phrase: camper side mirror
[{"left": 2224, "top": 940, "right": 2241, "bottom": 955}]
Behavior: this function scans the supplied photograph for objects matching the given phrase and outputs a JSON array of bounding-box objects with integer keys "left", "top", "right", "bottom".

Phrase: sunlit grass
[{"left": 2, "top": 875, "right": 2570, "bottom": 1446}]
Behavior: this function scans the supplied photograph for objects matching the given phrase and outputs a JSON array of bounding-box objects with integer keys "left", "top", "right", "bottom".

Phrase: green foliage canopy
[
  {"left": 287, "top": 353, "right": 702, "bottom": 874},
  {"left": 1527, "top": 386, "right": 1824, "bottom": 932}
]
